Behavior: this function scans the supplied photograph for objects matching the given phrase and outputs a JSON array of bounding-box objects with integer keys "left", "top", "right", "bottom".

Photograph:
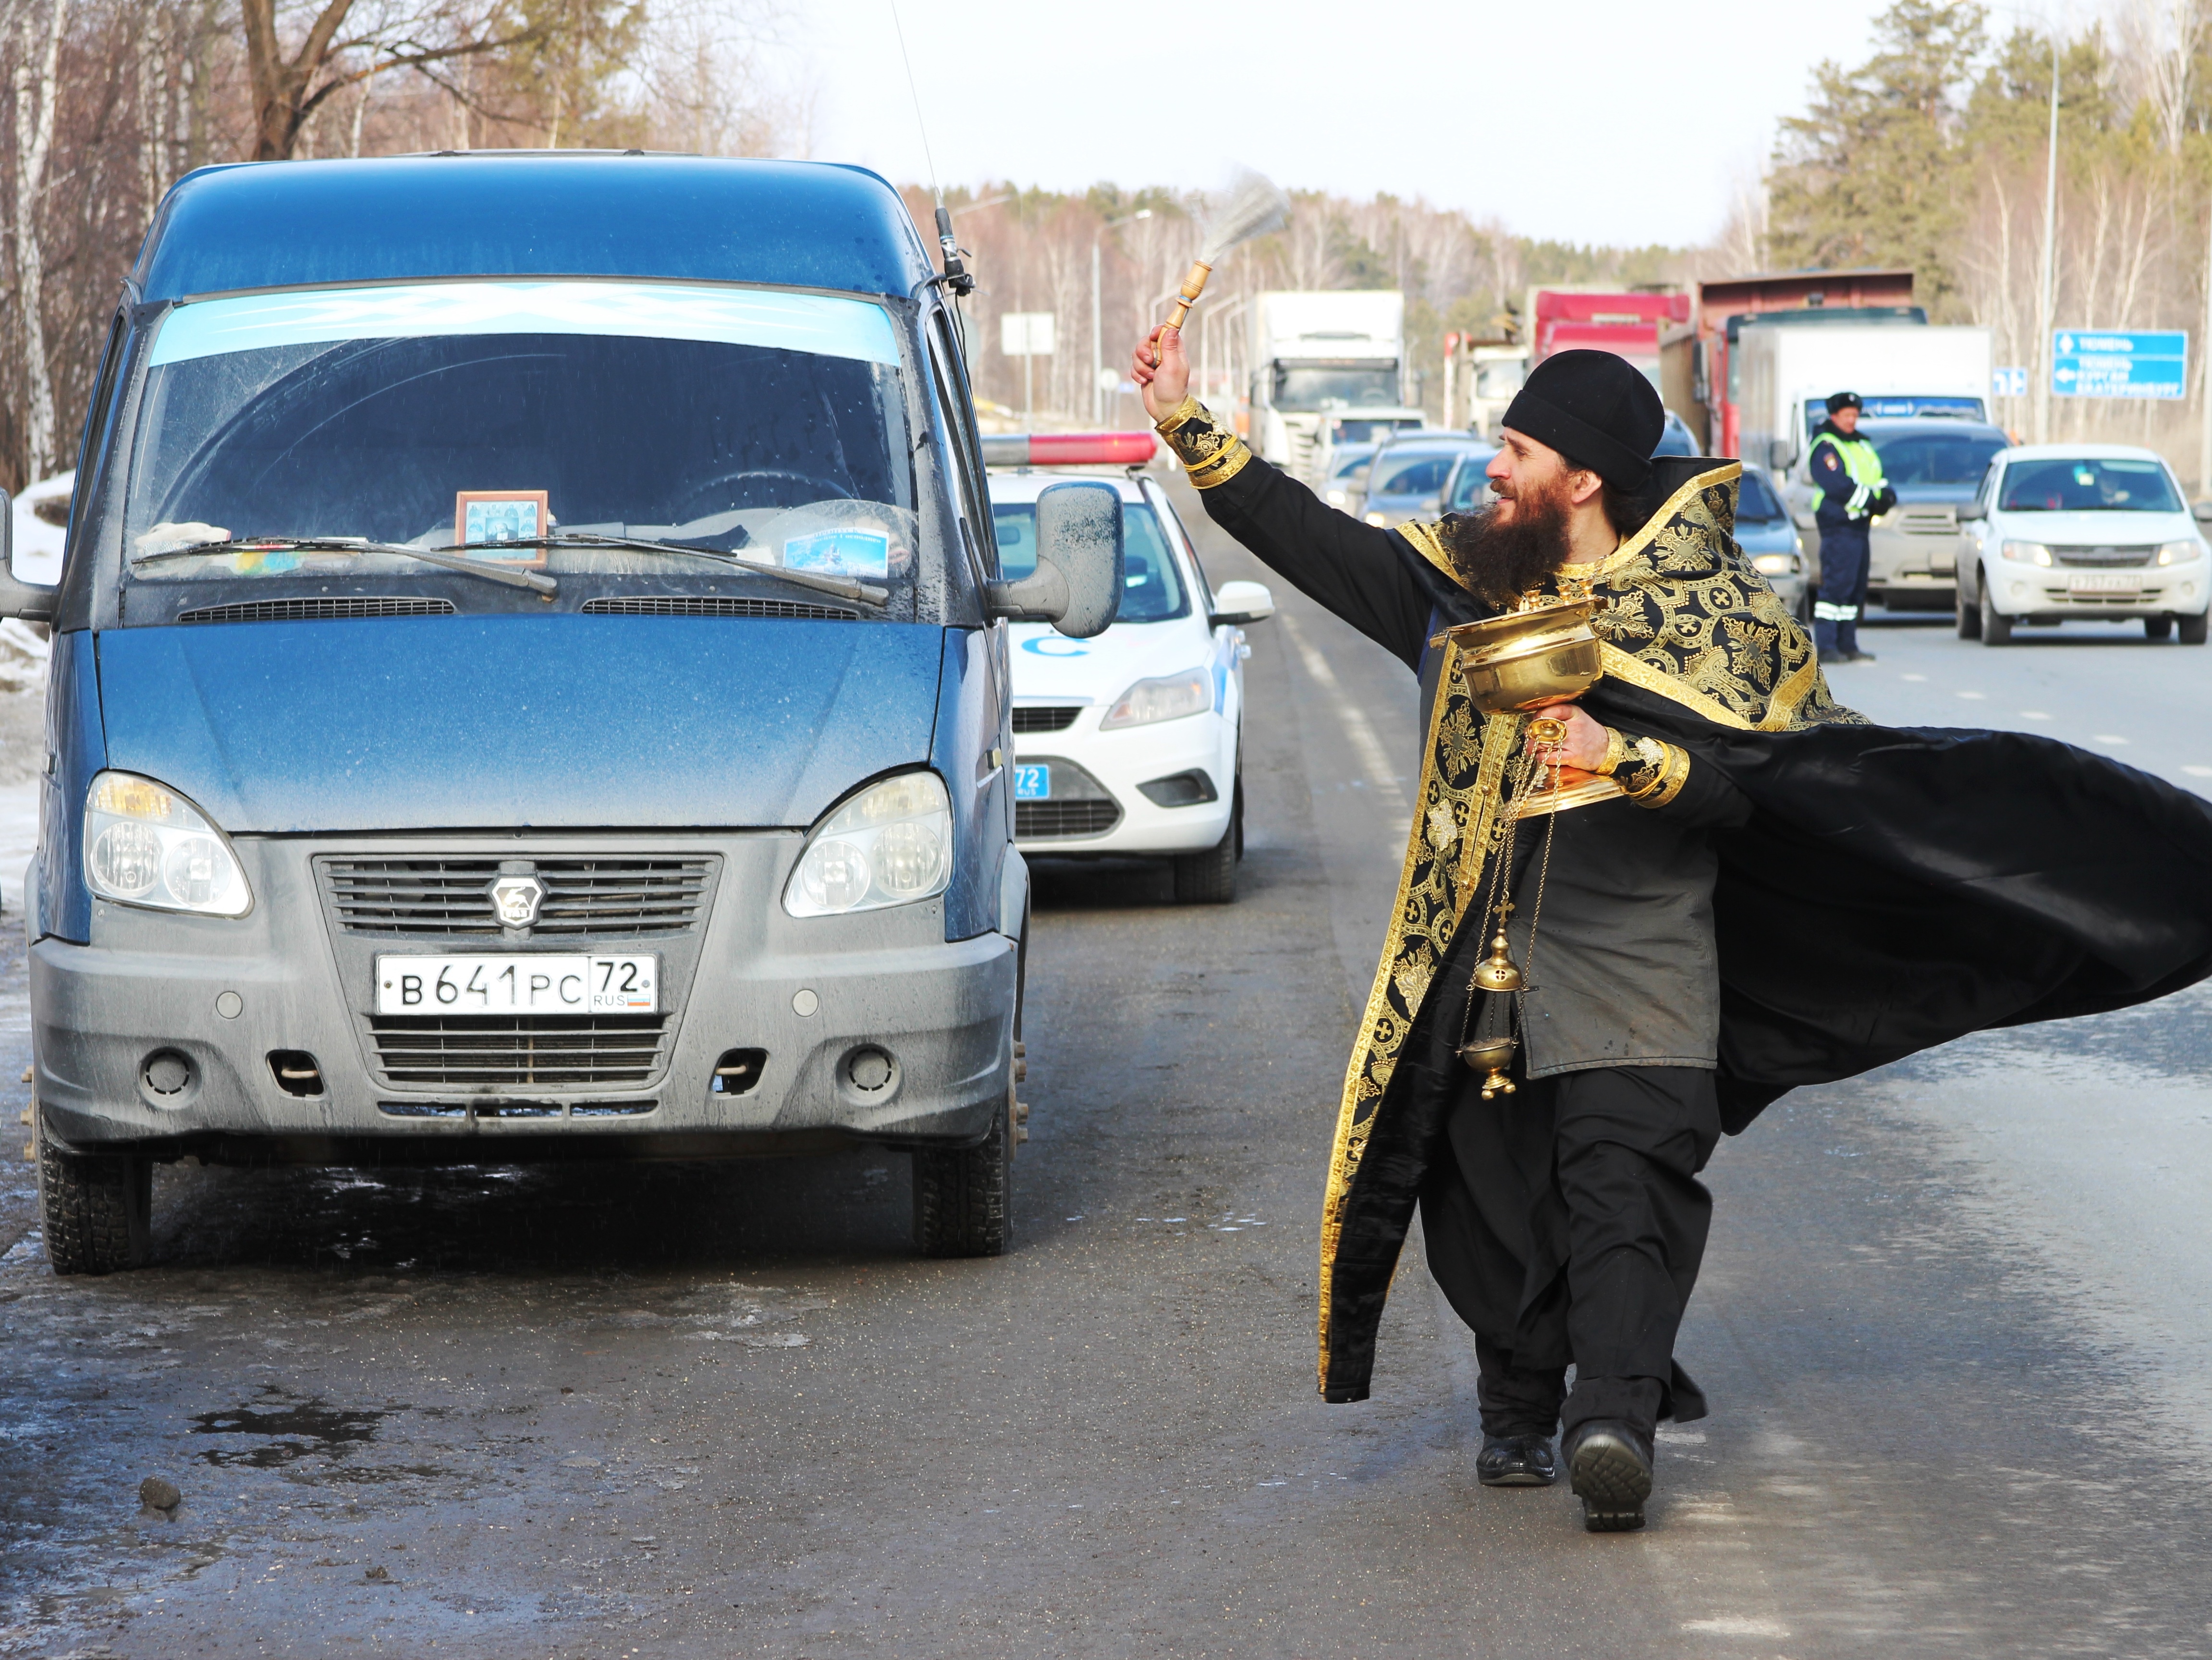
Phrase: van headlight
[
  {"left": 1751, "top": 552, "right": 1800, "bottom": 576},
  {"left": 1099, "top": 669, "right": 1211, "bottom": 730},
  {"left": 783, "top": 771, "right": 952, "bottom": 917},
  {"left": 2157, "top": 539, "right": 2204, "bottom": 565},
  {"left": 83, "top": 771, "right": 250, "bottom": 916},
  {"left": 2002, "top": 540, "right": 2053, "bottom": 566}
]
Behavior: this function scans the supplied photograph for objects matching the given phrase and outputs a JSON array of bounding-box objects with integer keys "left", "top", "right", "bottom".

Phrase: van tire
[
  {"left": 1980, "top": 586, "right": 2013, "bottom": 646},
  {"left": 2181, "top": 611, "right": 2210, "bottom": 645},
  {"left": 913, "top": 1081, "right": 1013, "bottom": 1258},
  {"left": 1956, "top": 577, "right": 1981, "bottom": 639},
  {"left": 39, "top": 1120, "right": 150, "bottom": 1276}
]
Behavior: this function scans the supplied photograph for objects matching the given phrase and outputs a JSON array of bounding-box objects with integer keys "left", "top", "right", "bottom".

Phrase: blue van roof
[{"left": 133, "top": 154, "right": 936, "bottom": 302}]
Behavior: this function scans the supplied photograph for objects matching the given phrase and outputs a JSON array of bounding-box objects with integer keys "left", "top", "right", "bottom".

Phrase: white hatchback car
[
  {"left": 1958, "top": 443, "right": 2212, "bottom": 644},
  {"left": 985, "top": 436, "right": 1274, "bottom": 902}
]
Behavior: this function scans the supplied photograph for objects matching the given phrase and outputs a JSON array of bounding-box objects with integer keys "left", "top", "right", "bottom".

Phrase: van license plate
[
  {"left": 1013, "top": 764, "right": 1051, "bottom": 800},
  {"left": 2068, "top": 573, "right": 2140, "bottom": 593},
  {"left": 375, "top": 954, "right": 658, "bottom": 1014}
]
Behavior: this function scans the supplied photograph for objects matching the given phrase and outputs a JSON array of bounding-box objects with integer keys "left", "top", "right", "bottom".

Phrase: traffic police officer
[{"left": 1807, "top": 391, "right": 1895, "bottom": 664}]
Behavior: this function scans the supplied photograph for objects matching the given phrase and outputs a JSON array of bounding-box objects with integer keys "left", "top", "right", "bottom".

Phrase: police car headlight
[
  {"left": 83, "top": 771, "right": 251, "bottom": 916},
  {"left": 2157, "top": 539, "right": 2203, "bottom": 565},
  {"left": 784, "top": 771, "right": 952, "bottom": 917},
  {"left": 1751, "top": 553, "right": 1800, "bottom": 576},
  {"left": 1100, "top": 670, "right": 1212, "bottom": 730},
  {"left": 2002, "top": 540, "right": 2053, "bottom": 566}
]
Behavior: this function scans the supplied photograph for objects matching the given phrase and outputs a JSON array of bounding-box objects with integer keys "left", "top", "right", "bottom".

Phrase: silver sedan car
[{"left": 1361, "top": 435, "right": 1494, "bottom": 528}]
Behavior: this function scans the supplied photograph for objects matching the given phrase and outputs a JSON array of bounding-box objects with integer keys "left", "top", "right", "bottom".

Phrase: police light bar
[{"left": 980, "top": 432, "right": 1157, "bottom": 467}]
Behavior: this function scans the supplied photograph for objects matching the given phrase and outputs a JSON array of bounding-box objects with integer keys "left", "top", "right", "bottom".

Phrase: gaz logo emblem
[{"left": 489, "top": 873, "right": 548, "bottom": 929}]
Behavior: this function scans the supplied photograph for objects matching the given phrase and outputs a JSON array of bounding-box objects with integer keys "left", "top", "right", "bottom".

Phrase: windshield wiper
[
  {"left": 512, "top": 532, "right": 891, "bottom": 607},
  {"left": 131, "top": 537, "right": 559, "bottom": 595}
]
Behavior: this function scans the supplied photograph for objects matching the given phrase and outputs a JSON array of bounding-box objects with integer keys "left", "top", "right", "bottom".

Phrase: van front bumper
[{"left": 32, "top": 831, "right": 1017, "bottom": 1162}]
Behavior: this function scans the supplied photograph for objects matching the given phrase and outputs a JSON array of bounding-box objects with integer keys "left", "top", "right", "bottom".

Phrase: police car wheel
[
  {"left": 38, "top": 1111, "right": 151, "bottom": 1276},
  {"left": 1956, "top": 579, "right": 1981, "bottom": 639},
  {"left": 2181, "top": 611, "right": 2209, "bottom": 646},
  {"left": 912, "top": 1069, "right": 1013, "bottom": 1258},
  {"left": 1173, "top": 814, "right": 1239, "bottom": 905}
]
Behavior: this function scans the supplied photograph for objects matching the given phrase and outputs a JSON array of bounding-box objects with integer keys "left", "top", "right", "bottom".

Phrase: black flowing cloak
[{"left": 1315, "top": 458, "right": 2212, "bottom": 1403}]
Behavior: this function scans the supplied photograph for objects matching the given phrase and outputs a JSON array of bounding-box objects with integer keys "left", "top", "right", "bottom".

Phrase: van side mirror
[
  {"left": 987, "top": 479, "right": 1123, "bottom": 637},
  {"left": 0, "top": 493, "right": 59, "bottom": 624},
  {"left": 1767, "top": 439, "right": 1794, "bottom": 473},
  {"left": 2193, "top": 500, "right": 2212, "bottom": 524},
  {"left": 1210, "top": 579, "right": 1274, "bottom": 625}
]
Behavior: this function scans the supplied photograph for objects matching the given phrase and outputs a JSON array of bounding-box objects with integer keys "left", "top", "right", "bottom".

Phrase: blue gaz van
[{"left": 0, "top": 155, "right": 1122, "bottom": 1272}]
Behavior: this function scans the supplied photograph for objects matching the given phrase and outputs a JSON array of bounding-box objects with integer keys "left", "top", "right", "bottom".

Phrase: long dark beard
[{"left": 1442, "top": 480, "right": 1573, "bottom": 610}]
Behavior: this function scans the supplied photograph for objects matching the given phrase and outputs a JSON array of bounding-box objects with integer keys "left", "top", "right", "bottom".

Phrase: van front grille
[
  {"left": 368, "top": 1015, "right": 667, "bottom": 1088},
  {"left": 179, "top": 596, "right": 456, "bottom": 624},
  {"left": 580, "top": 596, "right": 858, "bottom": 621},
  {"left": 320, "top": 857, "right": 714, "bottom": 938}
]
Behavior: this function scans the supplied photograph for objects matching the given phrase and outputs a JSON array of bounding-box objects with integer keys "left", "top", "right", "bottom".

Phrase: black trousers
[{"left": 1421, "top": 1064, "right": 1722, "bottom": 1440}]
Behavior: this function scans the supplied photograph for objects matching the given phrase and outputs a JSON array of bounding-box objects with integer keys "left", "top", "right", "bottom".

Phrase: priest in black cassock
[{"left": 1131, "top": 326, "right": 2212, "bottom": 1533}]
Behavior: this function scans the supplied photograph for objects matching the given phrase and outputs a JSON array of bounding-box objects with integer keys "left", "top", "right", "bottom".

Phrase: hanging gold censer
[
  {"left": 1454, "top": 713, "right": 1574, "bottom": 1100},
  {"left": 1456, "top": 1034, "right": 1519, "bottom": 1100}
]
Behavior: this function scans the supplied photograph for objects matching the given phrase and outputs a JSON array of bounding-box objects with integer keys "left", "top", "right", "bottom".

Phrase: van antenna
[{"left": 888, "top": 0, "right": 972, "bottom": 297}]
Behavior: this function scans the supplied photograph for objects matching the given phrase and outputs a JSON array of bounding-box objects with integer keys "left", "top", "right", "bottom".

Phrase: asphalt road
[{"left": 4, "top": 512, "right": 2212, "bottom": 1658}]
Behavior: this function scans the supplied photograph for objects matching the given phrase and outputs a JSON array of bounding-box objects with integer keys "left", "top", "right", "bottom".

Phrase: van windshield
[{"left": 117, "top": 281, "right": 923, "bottom": 618}]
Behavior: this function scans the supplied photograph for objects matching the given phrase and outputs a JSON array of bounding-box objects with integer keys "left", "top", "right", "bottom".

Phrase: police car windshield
[
  {"left": 1867, "top": 429, "right": 2007, "bottom": 486},
  {"left": 1735, "top": 471, "right": 1785, "bottom": 522},
  {"left": 994, "top": 499, "right": 1189, "bottom": 622},
  {"left": 117, "top": 281, "right": 920, "bottom": 615},
  {"left": 1999, "top": 457, "right": 2184, "bottom": 513}
]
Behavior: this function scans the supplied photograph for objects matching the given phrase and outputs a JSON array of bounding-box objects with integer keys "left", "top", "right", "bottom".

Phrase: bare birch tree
[{"left": 12, "top": 0, "right": 70, "bottom": 481}]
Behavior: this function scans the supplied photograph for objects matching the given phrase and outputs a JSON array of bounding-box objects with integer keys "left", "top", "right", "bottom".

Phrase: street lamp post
[{"left": 1092, "top": 209, "right": 1152, "bottom": 425}]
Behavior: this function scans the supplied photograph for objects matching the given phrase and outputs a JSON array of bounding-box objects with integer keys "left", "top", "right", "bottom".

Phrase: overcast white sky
[{"left": 796, "top": 0, "right": 1896, "bottom": 248}]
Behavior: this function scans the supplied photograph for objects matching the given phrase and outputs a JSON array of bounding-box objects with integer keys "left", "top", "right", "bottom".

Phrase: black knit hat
[
  {"left": 1825, "top": 390, "right": 1862, "bottom": 414},
  {"left": 1500, "top": 349, "right": 1664, "bottom": 491}
]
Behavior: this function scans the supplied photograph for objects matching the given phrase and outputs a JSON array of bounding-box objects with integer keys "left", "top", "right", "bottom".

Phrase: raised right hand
[{"left": 1131, "top": 325, "right": 1189, "bottom": 424}]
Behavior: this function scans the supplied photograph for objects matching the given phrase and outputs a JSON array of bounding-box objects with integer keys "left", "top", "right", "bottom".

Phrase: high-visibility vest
[{"left": 1809, "top": 431, "right": 1887, "bottom": 518}]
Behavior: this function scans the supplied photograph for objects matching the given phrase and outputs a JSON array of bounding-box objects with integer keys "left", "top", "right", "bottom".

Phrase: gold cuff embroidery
[
  {"left": 1595, "top": 725, "right": 1630, "bottom": 777},
  {"left": 1153, "top": 393, "right": 1204, "bottom": 435},
  {"left": 1155, "top": 396, "right": 1252, "bottom": 489},
  {"left": 1622, "top": 739, "right": 1690, "bottom": 808}
]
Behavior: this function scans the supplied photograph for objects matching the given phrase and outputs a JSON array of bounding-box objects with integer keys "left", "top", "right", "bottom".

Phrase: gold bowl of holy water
[{"left": 1441, "top": 598, "right": 1603, "bottom": 713}]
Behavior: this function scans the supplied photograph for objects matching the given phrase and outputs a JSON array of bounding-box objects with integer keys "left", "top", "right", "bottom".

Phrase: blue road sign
[
  {"left": 1993, "top": 366, "right": 2029, "bottom": 398},
  {"left": 2051, "top": 330, "right": 2189, "bottom": 399}
]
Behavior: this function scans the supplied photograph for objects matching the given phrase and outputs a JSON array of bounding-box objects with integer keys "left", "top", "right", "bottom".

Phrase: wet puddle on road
[{"left": 188, "top": 1389, "right": 389, "bottom": 1469}]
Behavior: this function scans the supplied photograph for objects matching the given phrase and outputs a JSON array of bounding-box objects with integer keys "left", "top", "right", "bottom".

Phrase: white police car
[{"left": 985, "top": 434, "right": 1274, "bottom": 902}]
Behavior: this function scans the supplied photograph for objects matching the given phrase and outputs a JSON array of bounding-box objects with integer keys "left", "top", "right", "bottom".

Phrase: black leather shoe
[
  {"left": 1817, "top": 647, "right": 1849, "bottom": 665},
  {"left": 1847, "top": 648, "right": 1879, "bottom": 662},
  {"left": 1476, "top": 1433, "right": 1558, "bottom": 1487},
  {"left": 1564, "top": 1419, "right": 1653, "bottom": 1532}
]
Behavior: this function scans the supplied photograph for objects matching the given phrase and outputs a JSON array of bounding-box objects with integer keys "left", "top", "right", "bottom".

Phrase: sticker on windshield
[
  {"left": 455, "top": 490, "right": 550, "bottom": 564},
  {"left": 784, "top": 528, "right": 890, "bottom": 578}
]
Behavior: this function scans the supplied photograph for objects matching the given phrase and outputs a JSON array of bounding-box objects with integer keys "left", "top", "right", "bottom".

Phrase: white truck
[
  {"left": 1248, "top": 291, "right": 1422, "bottom": 486},
  {"left": 1733, "top": 319, "right": 1993, "bottom": 476},
  {"left": 1734, "top": 318, "right": 1999, "bottom": 612}
]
